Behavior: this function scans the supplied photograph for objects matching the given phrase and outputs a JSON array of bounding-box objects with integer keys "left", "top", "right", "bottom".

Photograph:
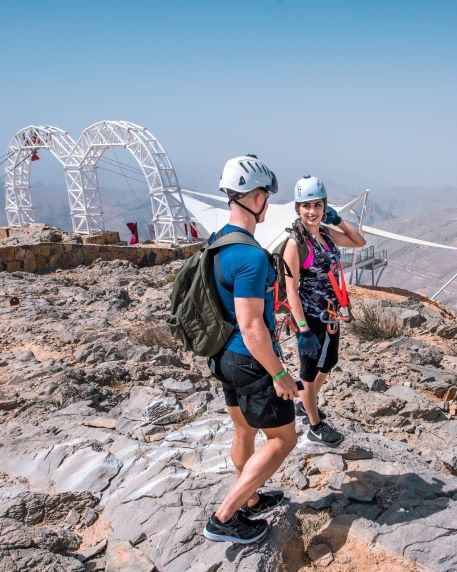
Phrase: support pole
[
  {"left": 349, "top": 189, "right": 369, "bottom": 284},
  {"left": 375, "top": 264, "right": 387, "bottom": 286},
  {"left": 431, "top": 271, "right": 457, "bottom": 300}
]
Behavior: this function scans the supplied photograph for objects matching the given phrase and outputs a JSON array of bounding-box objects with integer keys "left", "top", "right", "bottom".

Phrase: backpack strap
[
  {"left": 279, "top": 228, "right": 309, "bottom": 275},
  {"left": 208, "top": 231, "right": 260, "bottom": 250},
  {"left": 211, "top": 231, "right": 263, "bottom": 294}
]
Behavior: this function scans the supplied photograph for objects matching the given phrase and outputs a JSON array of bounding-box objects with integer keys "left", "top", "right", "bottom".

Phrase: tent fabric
[
  {"left": 180, "top": 190, "right": 457, "bottom": 252},
  {"left": 361, "top": 224, "right": 457, "bottom": 250}
]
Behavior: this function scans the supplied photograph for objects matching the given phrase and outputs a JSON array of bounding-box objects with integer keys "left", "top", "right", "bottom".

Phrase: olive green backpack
[{"left": 166, "top": 231, "right": 263, "bottom": 357}]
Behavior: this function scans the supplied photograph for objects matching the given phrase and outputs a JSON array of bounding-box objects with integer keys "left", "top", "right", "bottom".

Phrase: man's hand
[
  {"left": 324, "top": 205, "right": 342, "bottom": 226},
  {"left": 273, "top": 373, "right": 298, "bottom": 400},
  {"left": 298, "top": 330, "right": 321, "bottom": 360}
]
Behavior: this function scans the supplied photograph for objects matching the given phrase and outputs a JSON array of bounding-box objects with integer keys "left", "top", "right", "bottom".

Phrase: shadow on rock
[{"left": 304, "top": 470, "right": 457, "bottom": 570}]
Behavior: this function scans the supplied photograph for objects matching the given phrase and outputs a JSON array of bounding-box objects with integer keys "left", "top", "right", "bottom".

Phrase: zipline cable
[
  {"left": 97, "top": 164, "right": 148, "bottom": 186},
  {"left": 99, "top": 156, "right": 145, "bottom": 176},
  {"left": 385, "top": 258, "right": 457, "bottom": 294},
  {"left": 112, "top": 148, "right": 148, "bottom": 210},
  {"left": 387, "top": 258, "right": 457, "bottom": 286},
  {"left": 103, "top": 202, "right": 151, "bottom": 225}
]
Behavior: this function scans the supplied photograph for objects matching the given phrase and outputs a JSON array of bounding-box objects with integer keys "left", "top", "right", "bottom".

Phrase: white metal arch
[
  {"left": 67, "top": 120, "right": 192, "bottom": 241},
  {"left": 4, "top": 125, "right": 76, "bottom": 227}
]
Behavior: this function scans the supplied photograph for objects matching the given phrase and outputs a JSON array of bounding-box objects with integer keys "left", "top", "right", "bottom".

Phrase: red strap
[
  {"left": 327, "top": 264, "right": 349, "bottom": 308},
  {"left": 273, "top": 280, "right": 279, "bottom": 311},
  {"left": 339, "top": 264, "right": 349, "bottom": 307},
  {"left": 273, "top": 280, "right": 294, "bottom": 313}
]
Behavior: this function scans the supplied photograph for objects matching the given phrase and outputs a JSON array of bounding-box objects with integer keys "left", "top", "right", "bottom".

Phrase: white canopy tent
[{"left": 181, "top": 188, "right": 457, "bottom": 252}]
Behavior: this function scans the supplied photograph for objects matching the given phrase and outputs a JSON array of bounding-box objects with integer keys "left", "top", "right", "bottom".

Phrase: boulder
[
  {"left": 341, "top": 445, "right": 374, "bottom": 461},
  {"left": 389, "top": 308, "right": 426, "bottom": 328},
  {"left": 386, "top": 386, "right": 444, "bottom": 422},
  {"left": 162, "top": 377, "right": 195, "bottom": 395},
  {"left": 438, "top": 447, "right": 457, "bottom": 475},
  {"left": 437, "top": 322, "right": 457, "bottom": 339},
  {"left": 314, "top": 453, "right": 346, "bottom": 473},
  {"left": 308, "top": 543, "right": 334, "bottom": 566},
  {"left": 16, "top": 350, "right": 37, "bottom": 363},
  {"left": 441, "top": 355, "right": 457, "bottom": 372},
  {"left": 341, "top": 480, "right": 378, "bottom": 503},
  {"left": 359, "top": 373, "right": 387, "bottom": 392}
]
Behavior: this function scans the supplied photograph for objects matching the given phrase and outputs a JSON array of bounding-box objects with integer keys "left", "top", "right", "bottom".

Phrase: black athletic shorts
[
  {"left": 299, "top": 314, "right": 340, "bottom": 382},
  {"left": 208, "top": 348, "right": 295, "bottom": 429}
]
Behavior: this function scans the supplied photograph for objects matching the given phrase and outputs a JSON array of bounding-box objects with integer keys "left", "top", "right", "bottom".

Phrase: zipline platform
[{"left": 340, "top": 245, "right": 388, "bottom": 286}]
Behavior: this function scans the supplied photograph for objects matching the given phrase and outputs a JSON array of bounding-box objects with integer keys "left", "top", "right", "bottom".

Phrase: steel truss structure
[
  {"left": 4, "top": 126, "right": 76, "bottom": 227},
  {"left": 4, "top": 120, "right": 192, "bottom": 242},
  {"left": 67, "top": 120, "right": 191, "bottom": 240}
]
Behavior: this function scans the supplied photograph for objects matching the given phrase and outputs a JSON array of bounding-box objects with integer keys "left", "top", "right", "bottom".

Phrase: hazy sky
[{"left": 1, "top": 0, "right": 456, "bottom": 197}]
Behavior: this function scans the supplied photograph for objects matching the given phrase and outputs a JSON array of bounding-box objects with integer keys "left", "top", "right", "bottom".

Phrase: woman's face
[{"left": 299, "top": 199, "right": 325, "bottom": 226}]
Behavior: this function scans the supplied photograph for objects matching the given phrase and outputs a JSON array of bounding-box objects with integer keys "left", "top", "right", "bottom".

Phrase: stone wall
[
  {"left": 0, "top": 240, "right": 204, "bottom": 274},
  {"left": 82, "top": 231, "right": 124, "bottom": 245}
]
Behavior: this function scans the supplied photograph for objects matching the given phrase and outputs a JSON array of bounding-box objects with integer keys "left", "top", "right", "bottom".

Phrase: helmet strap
[{"left": 229, "top": 196, "right": 269, "bottom": 223}]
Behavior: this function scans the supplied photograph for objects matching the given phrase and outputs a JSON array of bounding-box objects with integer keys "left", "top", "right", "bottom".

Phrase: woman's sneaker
[
  {"left": 203, "top": 511, "right": 268, "bottom": 544},
  {"left": 240, "top": 490, "right": 284, "bottom": 517},
  {"left": 295, "top": 402, "right": 327, "bottom": 423},
  {"left": 307, "top": 421, "right": 344, "bottom": 447}
]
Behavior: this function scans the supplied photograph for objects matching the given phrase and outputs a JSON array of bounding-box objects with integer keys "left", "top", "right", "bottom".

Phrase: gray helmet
[
  {"left": 294, "top": 176, "right": 327, "bottom": 203},
  {"left": 219, "top": 155, "right": 278, "bottom": 195}
]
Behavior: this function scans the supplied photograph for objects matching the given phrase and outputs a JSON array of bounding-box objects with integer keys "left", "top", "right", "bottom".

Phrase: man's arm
[{"left": 234, "top": 297, "right": 298, "bottom": 400}]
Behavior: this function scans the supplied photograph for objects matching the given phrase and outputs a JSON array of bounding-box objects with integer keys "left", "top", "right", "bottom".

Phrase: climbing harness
[{"left": 305, "top": 231, "right": 354, "bottom": 334}]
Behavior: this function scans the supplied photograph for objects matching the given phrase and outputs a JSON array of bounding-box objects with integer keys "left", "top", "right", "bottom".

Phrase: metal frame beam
[
  {"left": 68, "top": 120, "right": 191, "bottom": 241},
  {"left": 4, "top": 125, "right": 76, "bottom": 227}
]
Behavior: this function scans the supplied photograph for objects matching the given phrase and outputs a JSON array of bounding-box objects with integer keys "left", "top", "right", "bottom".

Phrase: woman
[{"left": 283, "top": 176, "right": 366, "bottom": 447}]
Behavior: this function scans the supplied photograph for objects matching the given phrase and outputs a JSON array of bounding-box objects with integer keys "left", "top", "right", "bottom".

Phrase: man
[{"left": 204, "top": 155, "right": 298, "bottom": 544}]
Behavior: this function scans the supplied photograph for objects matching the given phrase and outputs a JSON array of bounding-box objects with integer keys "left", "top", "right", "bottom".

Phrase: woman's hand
[
  {"left": 324, "top": 205, "right": 342, "bottom": 226},
  {"left": 297, "top": 330, "right": 321, "bottom": 360}
]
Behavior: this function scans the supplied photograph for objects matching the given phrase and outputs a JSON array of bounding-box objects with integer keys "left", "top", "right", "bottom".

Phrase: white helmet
[
  {"left": 294, "top": 176, "right": 327, "bottom": 203},
  {"left": 219, "top": 154, "right": 278, "bottom": 195}
]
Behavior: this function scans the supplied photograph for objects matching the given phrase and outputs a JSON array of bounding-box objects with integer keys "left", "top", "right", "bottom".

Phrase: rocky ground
[{"left": 0, "top": 258, "right": 457, "bottom": 571}]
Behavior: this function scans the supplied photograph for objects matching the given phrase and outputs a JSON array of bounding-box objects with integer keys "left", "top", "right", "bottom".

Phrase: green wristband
[
  {"left": 272, "top": 369, "right": 287, "bottom": 381},
  {"left": 297, "top": 319, "right": 308, "bottom": 327}
]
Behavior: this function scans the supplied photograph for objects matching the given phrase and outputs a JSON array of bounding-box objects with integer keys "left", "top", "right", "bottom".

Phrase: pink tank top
[{"left": 302, "top": 239, "right": 330, "bottom": 270}]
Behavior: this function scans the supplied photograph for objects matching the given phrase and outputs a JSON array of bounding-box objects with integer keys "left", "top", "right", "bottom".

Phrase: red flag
[
  {"left": 184, "top": 222, "right": 199, "bottom": 238},
  {"left": 126, "top": 222, "right": 139, "bottom": 245}
]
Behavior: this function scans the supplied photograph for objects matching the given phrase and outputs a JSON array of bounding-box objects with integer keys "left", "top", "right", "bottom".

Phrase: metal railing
[{"left": 340, "top": 246, "right": 387, "bottom": 268}]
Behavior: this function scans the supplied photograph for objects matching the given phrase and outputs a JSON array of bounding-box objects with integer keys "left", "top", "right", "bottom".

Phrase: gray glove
[
  {"left": 324, "top": 205, "right": 342, "bottom": 225},
  {"left": 297, "top": 330, "right": 321, "bottom": 360}
]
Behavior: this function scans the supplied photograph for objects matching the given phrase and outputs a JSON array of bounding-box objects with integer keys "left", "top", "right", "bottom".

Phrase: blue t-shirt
[{"left": 213, "top": 224, "right": 276, "bottom": 356}]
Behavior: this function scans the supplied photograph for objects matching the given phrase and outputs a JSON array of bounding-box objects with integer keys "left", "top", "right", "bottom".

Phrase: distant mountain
[
  {"left": 370, "top": 185, "right": 457, "bottom": 218},
  {"left": 2, "top": 182, "right": 456, "bottom": 312},
  {"left": 364, "top": 209, "right": 457, "bottom": 311},
  {"left": 0, "top": 182, "right": 152, "bottom": 241}
]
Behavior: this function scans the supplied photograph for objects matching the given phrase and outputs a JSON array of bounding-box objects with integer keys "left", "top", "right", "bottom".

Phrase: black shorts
[
  {"left": 208, "top": 348, "right": 295, "bottom": 429},
  {"left": 299, "top": 314, "right": 340, "bottom": 382}
]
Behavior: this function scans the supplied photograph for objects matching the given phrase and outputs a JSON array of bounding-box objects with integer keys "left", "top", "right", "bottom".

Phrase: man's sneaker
[
  {"left": 307, "top": 421, "right": 344, "bottom": 447},
  {"left": 203, "top": 511, "right": 268, "bottom": 544},
  {"left": 240, "top": 490, "right": 284, "bottom": 517},
  {"left": 295, "top": 402, "right": 327, "bottom": 423}
]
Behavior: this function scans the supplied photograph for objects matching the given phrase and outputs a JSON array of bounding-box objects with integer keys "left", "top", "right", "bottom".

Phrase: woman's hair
[{"left": 292, "top": 213, "right": 308, "bottom": 246}]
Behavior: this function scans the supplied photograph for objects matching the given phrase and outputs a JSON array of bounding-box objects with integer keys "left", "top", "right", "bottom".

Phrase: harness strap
[{"left": 326, "top": 263, "right": 349, "bottom": 308}]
